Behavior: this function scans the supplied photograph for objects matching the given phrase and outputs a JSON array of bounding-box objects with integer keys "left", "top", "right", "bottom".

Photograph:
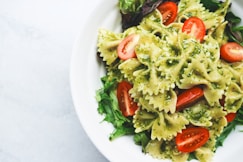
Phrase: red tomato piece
[
  {"left": 182, "top": 17, "right": 206, "bottom": 42},
  {"left": 225, "top": 113, "right": 236, "bottom": 122},
  {"left": 157, "top": 1, "right": 178, "bottom": 25},
  {"left": 117, "top": 34, "right": 140, "bottom": 60},
  {"left": 220, "top": 42, "right": 243, "bottom": 62},
  {"left": 117, "top": 81, "right": 138, "bottom": 117},
  {"left": 176, "top": 127, "right": 210, "bottom": 153},
  {"left": 176, "top": 86, "right": 204, "bottom": 111}
]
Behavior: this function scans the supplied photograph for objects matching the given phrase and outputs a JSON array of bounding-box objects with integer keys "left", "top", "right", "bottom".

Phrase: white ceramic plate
[{"left": 70, "top": 0, "right": 243, "bottom": 161}]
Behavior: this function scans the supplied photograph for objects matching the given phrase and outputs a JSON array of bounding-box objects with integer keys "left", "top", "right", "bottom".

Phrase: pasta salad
[{"left": 96, "top": 0, "right": 243, "bottom": 161}]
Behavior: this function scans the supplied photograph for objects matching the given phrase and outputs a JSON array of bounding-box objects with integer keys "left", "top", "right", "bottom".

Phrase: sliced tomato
[
  {"left": 176, "top": 86, "right": 204, "bottom": 111},
  {"left": 182, "top": 17, "right": 206, "bottom": 42},
  {"left": 225, "top": 113, "right": 236, "bottom": 122},
  {"left": 117, "top": 34, "right": 140, "bottom": 60},
  {"left": 117, "top": 81, "right": 138, "bottom": 117},
  {"left": 157, "top": 1, "right": 178, "bottom": 25},
  {"left": 220, "top": 42, "right": 243, "bottom": 62},
  {"left": 176, "top": 127, "right": 210, "bottom": 153}
]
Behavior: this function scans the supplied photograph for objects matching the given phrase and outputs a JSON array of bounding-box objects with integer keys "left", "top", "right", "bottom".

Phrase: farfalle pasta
[{"left": 96, "top": 0, "right": 243, "bottom": 161}]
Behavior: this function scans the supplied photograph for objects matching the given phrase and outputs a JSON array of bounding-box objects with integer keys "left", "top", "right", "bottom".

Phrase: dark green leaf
[
  {"left": 134, "top": 131, "right": 150, "bottom": 152},
  {"left": 225, "top": 12, "right": 243, "bottom": 45},
  {"left": 109, "top": 125, "right": 135, "bottom": 141},
  {"left": 216, "top": 122, "right": 236, "bottom": 148},
  {"left": 188, "top": 152, "right": 197, "bottom": 161},
  {"left": 200, "top": 0, "right": 221, "bottom": 12},
  {"left": 226, "top": 12, "right": 241, "bottom": 25}
]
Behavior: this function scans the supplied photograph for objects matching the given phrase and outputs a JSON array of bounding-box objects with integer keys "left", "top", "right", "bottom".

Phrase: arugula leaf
[
  {"left": 96, "top": 76, "right": 135, "bottom": 140},
  {"left": 216, "top": 122, "right": 236, "bottom": 148},
  {"left": 109, "top": 123, "right": 135, "bottom": 140}
]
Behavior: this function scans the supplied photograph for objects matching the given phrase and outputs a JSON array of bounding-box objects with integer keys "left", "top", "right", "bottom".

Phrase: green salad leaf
[
  {"left": 225, "top": 11, "right": 243, "bottom": 46},
  {"left": 119, "top": 0, "right": 166, "bottom": 30},
  {"left": 200, "top": 0, "right": 221, "bottom": 12},
  {"left": 96, "top": 76, "right": 135, "bottom": 140},
  {"left": 134, "top": 131, "right": 150, "bottom": 152},
  {"left": 119, "top": 0, "right": 146, "bottom": 14}
]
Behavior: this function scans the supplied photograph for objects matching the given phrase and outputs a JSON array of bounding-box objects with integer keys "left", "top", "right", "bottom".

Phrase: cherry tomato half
[
  {"left": 225, "top": 113, "right": 236, "bottom": 122},
  {"left": 117, "top": 34, "right": 140, "bottom": 60},
  {"left": 117, "top": 81, "right": 138, "bottom": 117},
  {"left": 157, "top": 1, "right": 178, "bottom": 25},
  {"left": 176, "top": 86, "right": 204, "bottom": 111},
  {"left": 182, "top": 17, "right": 206, "bottom": 42},
  {"left": 220, "top": 42, "right": 243, "bottom": 62},
  {"left": 176, "top": 127, "right": 210, "bottom": 153}
]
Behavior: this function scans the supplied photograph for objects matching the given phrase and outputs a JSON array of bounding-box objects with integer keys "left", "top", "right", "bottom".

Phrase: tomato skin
[
  {"left": 225, "top": 113, "right": 236, "bottom": 122},
  {"left": 176, "top": 86, "right": 204, "bottom": 111},
  {"left": 117, "top": 34, "right": 140, "bottom": 60},
  {"left": 157, "top": 1, "right": 178, "bottom": 25},
  {"left": 182, "top": 17, "right": 206, "bottom": 42},
  {"left": 220, "top": 42, "right": 243, "bottom": 62},
  {"left": 117, "top": 81, "right": 138, "bottom": 117},
  {"left": 176, "top": 127, "right": 210, "bottom": 153}
]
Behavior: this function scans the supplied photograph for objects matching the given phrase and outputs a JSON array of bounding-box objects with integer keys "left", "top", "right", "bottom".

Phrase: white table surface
[{"left": 0, "top": 0, "right": 108, "bottom": 161}]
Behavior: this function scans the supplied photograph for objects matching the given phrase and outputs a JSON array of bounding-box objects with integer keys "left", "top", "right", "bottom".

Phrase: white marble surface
[{"left": 0, "top": 0, "right": 108, "bottom": 161}]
